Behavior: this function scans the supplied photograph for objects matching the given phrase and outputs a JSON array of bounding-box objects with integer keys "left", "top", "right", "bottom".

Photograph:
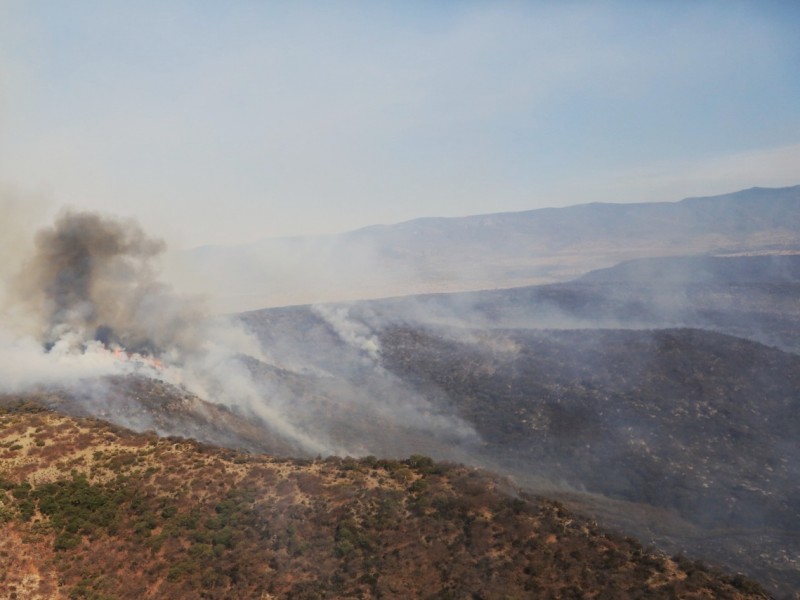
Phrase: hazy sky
[{"left": 1, "top": 1, "right": 799, "bottom": 248}]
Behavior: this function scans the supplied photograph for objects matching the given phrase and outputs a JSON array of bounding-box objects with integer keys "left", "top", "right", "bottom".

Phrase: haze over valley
[
  {"left": 1, "top": 185, "right": 799, "bottom": 597},
  {"left": 2, "top": 2, "right": 800, "bottom": 598},
  {"left": 176, "top": 185, "right": 800, "bottom": 311}
]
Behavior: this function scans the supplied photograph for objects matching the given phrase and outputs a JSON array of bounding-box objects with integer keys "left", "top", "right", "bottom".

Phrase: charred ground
[
  {"left": 377, "top": 326, "right": 800, "bottom": 597},
  {"left": 2, "top": 252, "right": 797, "bottom": 597},
  {"left": 234, "top": 255, "right": 800, "bottom": 597}
]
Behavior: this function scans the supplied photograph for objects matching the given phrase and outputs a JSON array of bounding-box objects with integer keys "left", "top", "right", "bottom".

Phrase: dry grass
[{"left": 0, "top": 405, "right": 768, "bottom": 600}]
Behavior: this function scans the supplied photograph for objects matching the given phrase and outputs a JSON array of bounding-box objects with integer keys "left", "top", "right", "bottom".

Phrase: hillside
[
  {"left": 4, "top": 214, "right": 799, "bottom": 597},
  {"left": 377, "top": 327, "right": 800, "bottom": 594},
  {"left": 239, "top": 282, "right": 800, "bottom": 597},
  {"left": 176, "top": 185, "right": 800, "bottom": 311},
  {"left": 0, "top": 403, "right": 768, "bottom": 599},
  {"left": 379, "top": 327, "right": 800, "bottom": 528},
  {"left": 349, "top": 254, "right": 800, "bottom": 353},
  {"left": 576, "top": 254, "right": 800, "bottom": 285},
  {"left": 0, "top": 375, "right": 303, "bottom": 457}
]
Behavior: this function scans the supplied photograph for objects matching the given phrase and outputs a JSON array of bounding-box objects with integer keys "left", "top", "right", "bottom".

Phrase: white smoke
[
  {"left": 311, "top": 303, "right": 381, "bottom": 360},
  {"left": 0, "top": 200, "right": 483, "bottom": 459},
  {"left": 0, "top": 204, "right": 330, "bottom": 454}
]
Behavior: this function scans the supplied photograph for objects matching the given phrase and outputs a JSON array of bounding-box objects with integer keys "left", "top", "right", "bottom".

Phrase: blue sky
[{"left": 1, "top": 1, "right": 799, "bottom": 247}]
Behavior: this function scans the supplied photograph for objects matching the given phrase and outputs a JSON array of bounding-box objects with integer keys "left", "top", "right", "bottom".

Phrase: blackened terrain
[
  {"left": 235, "top": 254, "right": 800, "bottom": 597},
  {"left": 4, "top": 253, "right": 796, "bottom": 596},
  {"left": 357, "top": 254, "right": 800, "bottom": 354},
  {"left": 377, "top": 326, "right": 800, "bottom": 597}
]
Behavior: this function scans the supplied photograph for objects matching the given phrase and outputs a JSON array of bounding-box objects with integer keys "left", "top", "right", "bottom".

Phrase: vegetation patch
[{"left": 0, "top": 407, "right": 771, "bottom": 599}]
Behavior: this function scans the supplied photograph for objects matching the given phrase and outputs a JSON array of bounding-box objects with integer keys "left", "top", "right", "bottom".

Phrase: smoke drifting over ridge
[
  {"left": 2, "top": 199, "right": 798, "bottom": 595},
  {"left": 0, "top": 208, "right": 274, "bottom": 439},
  {"left": 0, "top": 206, "right": 479, "bottom": 458}
]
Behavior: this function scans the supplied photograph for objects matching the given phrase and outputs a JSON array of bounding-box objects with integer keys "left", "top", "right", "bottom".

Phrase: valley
[{"left": 2, "top": 188, "right": 799, "bottom": 598}]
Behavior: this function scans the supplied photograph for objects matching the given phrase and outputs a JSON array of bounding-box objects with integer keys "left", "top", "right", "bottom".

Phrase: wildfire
[{"left": 108, "top": 346, "right": 165, "bottom": 371}]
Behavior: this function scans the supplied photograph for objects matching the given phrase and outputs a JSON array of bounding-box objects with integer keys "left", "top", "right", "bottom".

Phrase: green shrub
[
  {"left": 33, "top": 474, "right": 122, "bottom": 548},
  {"left": 407, "top": 454, "right": 434, "bottom": 470},
  {"left": 54, "top": 531, "right": 81, "bottom": 551}
]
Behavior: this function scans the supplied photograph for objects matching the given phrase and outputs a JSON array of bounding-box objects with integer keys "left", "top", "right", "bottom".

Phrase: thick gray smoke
[
  {"left": 0, "top": 206, "right": 478, "bottom": 459},
  {"left": 0, "top": 208, "right": 267, "bottom": 435},
  {"left": 13, "top": 210, "right": 202, "bottom": 357}
]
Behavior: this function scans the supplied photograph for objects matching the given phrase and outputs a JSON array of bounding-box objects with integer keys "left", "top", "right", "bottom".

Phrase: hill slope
[
  {"left": 576, "top": 254, "right": 800, "bottom": 285},
  {"left": 4, "top": 256, "right": 797, "bottom": 596},
  {"left": 239, "top": 287, "right": 800, "bottom": 597},
  {"left": 375, "top": 326, "right": 800, "bottom": 594},
  {"left": 347, "top": 254, "right": 800, "bottom": 353},
  {"left": 0, "top": 375, "right": 303, "bottom": 457},
  {"left": 0, "top": 405, "right": 768, "bottom": 599}
]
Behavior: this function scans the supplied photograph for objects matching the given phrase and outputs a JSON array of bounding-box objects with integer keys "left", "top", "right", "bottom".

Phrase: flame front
[{"left": 107, "top": 345, "right": 164, "bottom": 371}]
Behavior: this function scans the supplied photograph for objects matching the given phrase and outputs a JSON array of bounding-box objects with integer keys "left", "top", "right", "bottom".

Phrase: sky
[{"left": 1, "top": 1, "right": 799, "bottom": 248}]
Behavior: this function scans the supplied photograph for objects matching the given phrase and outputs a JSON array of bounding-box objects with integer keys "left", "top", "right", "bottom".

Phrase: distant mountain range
[{"left": 174, "top": 185, "right": 800, "bottom": 311}]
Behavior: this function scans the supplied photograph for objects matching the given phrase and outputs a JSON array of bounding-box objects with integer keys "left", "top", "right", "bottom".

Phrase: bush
[
  {"left": 407, "top": 454, "right": 434, "bottom": 470},
  {"left": 33, "top": 474, "right": 122, "bottom": 547},
  {"left": 54, "top": 532, "right": 81, "bottom": 551}
]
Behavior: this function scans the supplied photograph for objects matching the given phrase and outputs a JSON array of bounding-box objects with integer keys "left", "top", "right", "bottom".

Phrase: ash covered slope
[
  {"left": 0, "top": 207, "right": 484, "bottom": 467},
  {"left": 240, "top": 304, "right": 800, "bottom": 536},
  {"left": 577, "top": 254, "right": 800, "bottom": 285},
  {"left": 1, "top": 202, "right": 795, "bottom": 595},
  {"left": 0, "top": 208, "right": 353, "bottom": 458},
  {"left": 0, "top": 406, "right": 767, "bottom": 599},
  {"left": 378, "top": 325, "right": 800, "bottom": 529},
  {"left": 184, "top": 185, "right": 800, "bottom": 310},
  {"left": 238, "top": 261, "right": 800, "bottom": 597},
  {"left": 376, "top": 327, "right": 800, "bottom": 596}
]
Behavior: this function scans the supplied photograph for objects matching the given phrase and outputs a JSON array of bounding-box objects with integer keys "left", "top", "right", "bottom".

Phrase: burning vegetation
[{"left": 11, "top": 209, "right": 202, "bottom": 361}]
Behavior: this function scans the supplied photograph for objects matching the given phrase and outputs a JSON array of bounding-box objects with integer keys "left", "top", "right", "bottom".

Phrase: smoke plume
[
  {"left": 12, "top": 210, "right": 204, "bottom": 357},
  {"left": 0, "top": 206, "right": 478, "bottom": 459},
  {"left": 0, "top": 208, "right": 263, "bottom": 433}
]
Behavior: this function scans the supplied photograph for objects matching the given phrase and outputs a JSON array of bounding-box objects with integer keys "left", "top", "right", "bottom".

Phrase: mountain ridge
[
  {"left": 174, "top": 185, "right": 800, "bottom": 311},
  {"left": 192, "top": 184, "right": 800, "bottom": 249}
]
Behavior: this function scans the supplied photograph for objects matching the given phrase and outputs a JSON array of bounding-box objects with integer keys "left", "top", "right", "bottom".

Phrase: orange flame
[{"left": 108, "top": 346, "right": 164, "bottom": 371}]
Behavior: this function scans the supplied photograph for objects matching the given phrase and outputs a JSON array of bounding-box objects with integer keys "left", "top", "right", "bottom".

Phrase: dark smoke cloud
[
  {"left": 13, "top": 210, "right": 203, "bottom": 357},
  {"left": 0, "top": 206, "right": 347, "bottom": 455}
]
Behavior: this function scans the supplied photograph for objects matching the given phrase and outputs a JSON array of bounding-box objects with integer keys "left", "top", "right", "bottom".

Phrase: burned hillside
[{"left": 377, "top": 326, "right": 800, "bottom": 596}]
